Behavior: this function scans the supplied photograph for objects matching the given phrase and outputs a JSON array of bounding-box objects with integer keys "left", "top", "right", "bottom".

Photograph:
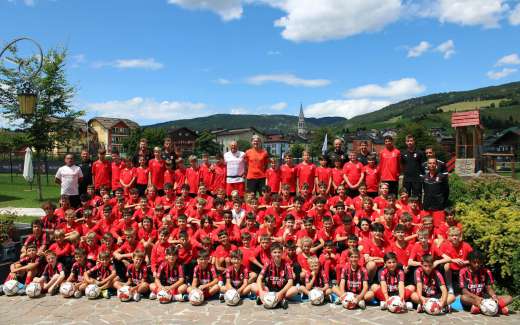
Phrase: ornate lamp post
[{"left": 0, "top": 37, "right": 44, "bottom": 115}]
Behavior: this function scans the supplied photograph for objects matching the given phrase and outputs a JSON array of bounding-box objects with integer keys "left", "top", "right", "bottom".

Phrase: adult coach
[
  {"left": 401, "top": 135, "right": 426, "bottom": 198},
  {"left": 224, "top": 141, "right": 246, "bottom": 197},
  {"left": 78, "top": 149, "right": 92, "bottom": 195},
  {"left": 328, "top": 138, "right": 346, "bottom": 167},
  {"left": 55, "top": 153, "right": 83, "bottom": 208},
  {"left": 244, "top": 135, "right": 269, "bottom": 196},
  {"left": 422, "top": 157, "right": 449, "bottom": 227}
]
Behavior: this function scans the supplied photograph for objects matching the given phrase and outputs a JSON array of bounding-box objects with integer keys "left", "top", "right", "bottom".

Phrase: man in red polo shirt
[
  {"left": 92, "top": 148, "right": 111, "bottom": 192},
  {"left": 379, "top": 135, "right": 401, "bottom": 195},
  {"left": 244, "top": 135, "right": 269, "bottom": 196}
]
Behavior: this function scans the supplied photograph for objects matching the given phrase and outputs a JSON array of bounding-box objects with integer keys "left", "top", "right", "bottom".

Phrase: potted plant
[{"left": 0, "top": 213, "right": 18, "bottom": 262}]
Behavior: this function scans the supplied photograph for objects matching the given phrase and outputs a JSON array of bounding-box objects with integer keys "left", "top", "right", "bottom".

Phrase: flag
[{"left": 321, "top": 133, "right": 328, "bottom": 155}]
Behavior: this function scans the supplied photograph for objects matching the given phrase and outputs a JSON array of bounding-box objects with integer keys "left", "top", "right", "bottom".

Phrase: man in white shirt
[
  {"left": 223, "top": 141, "right": 245, "bottom": 197},
  {"left": 55, "top": 153, "right": 83, "bottom": 208}
]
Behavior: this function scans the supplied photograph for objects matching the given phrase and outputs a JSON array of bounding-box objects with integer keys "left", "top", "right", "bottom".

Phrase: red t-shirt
[
  {"left": 92, "top": 160, "right": 111, "bottom": 189},
  {"left": 111, "top": 161, "right": 125, "bottom": 190},
  {"left": 148, "top": 159, "right": 166, "bottom": 190},
  {"left": 120, "top": 167, "right": 136, "bottom": 186},
  {"left": 363, "top": 164, "right": 380, "bottom": 192},
  {"left": 440, "top": 241, "right": 473, "bottom": 271},
  {"left": 388, "top": 241, "right": 413, "bottom": 266},
  {"left": 296, "top": 163, "right": 316, "bottom": 190},
  {"left": 379, "top": 147, "right": 401, "bottom": 181},
  {"left": 315, "top": 166, "right": 332, "bottom": 187},
  {"left": 266, "top": 168, "right": 281, "bottom": 193},
  {"left": 244, "top": 148, "right": 269, "bottom": 179},
  {"left": 343, "top": 161, "right": 364, "bottom": 186},
  {"left": 135, "top": 166, "right": 149, "bottom": 185},
  {"left": 280, "top": 164, "right": 297, "bottom": 192},
  {"left": 331, "top": 168, "right": 344, "bottom": 187},
  {"left": 185, "top": 166, "right": 201, "bottom": 194},
  {"left": 210, "top": 163, "right": 226, "bottom": 192}
]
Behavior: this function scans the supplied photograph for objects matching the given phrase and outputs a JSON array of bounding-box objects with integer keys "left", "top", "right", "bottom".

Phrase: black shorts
[
  {"left": 292, "top": 262, "right": 302, "bottom": 285},
  {"left": 246, "top": 178, "right": 265, "bottom": 195}
]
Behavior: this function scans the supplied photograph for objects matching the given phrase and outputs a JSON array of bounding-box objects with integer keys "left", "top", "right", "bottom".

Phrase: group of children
[{"left": 1, "top": 149, "right": 513, "bottom": 315}]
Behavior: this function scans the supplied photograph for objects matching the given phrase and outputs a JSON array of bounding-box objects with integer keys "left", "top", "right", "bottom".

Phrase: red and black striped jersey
[
  {"left": 260, "top": 260, "right": 294, "bottom": 291},
  {"left": 126, "top": 263, "right": 148, "bottom": 286},
  {"left": 340, "top": 264, "right": 368, "bottom": 294},
  {"left": 42, "top": 262, "right": 64, "bottom": 279},
  {"left": 225, "top": 265, "right": 249, "bottom": 289},
  {"left": 415, "top": 268, "right": 445, "bottom": 297},
  {"left": 71, "top": 260, "right": 94, "bottom": 282},
  {"left": 459, "top": 267, "right": 494, "bottom": 297},
  {"left": 305, "top": 268, "right": 329, "bottom": 288},
  {"left": 157, "top": 262, "right": 184, "bottom": 286},
  {"left": 379, "top": 268, "right": 404, "bottom": 294},
  {"left": 193, "top": 264, "right": 218, "bottom": 285},
  {"left": 87, "top": 263, "right": 115, "bottom": 281}
]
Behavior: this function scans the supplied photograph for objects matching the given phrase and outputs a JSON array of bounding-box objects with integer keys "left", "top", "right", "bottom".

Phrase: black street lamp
[{"left": 0, "top": 37, "right": 44, "bottom": 115}]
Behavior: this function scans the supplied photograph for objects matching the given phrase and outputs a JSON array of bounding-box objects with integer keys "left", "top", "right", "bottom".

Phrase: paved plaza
[{"left": 0, "top": 295, "right": 517, "bottom": 325}]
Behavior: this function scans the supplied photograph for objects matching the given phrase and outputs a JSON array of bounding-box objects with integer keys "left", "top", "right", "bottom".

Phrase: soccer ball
[
  {"left": 59, "top": 282, "right": 75, "bottom": 298},
  {"left": 262, "top": 292, "right": 278, "bottom": 309},
  {"left": 85, "top": 284, "right": 101, "bottom": 299},
  {"left": 117, "top": 286, "right": 131, "bottom": 302},
  {"left": 189, "top": 288, "right": 205, "bottom": 306},
  {"left": 3, "top": 280, "right": 20, "bottom": 296},
  {"left": 26, "top": 282, "right": 41, "bottom": 298},
  {"left": 309, "top": 288, "right": 324, "bottom": 306},
  {"left": 158, "top": 290, "right": 172, "bottom": 304},
  {"left": 424, "top": 298, "right": 443, "bottom": 315},
  {"left": 480, "top": 298, "right": 499, "bottom": 316},
  {"left": 224, "top": 289, "right": 241, "bottom": 306},
  {"left": 387, "top": 296, "right": 405, "bottom": 313},
  {"left": 342, "top": 292, "right": 357, "bottom": 309}
]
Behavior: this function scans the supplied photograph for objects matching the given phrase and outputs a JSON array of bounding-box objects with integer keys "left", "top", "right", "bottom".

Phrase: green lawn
[
  {"left": 0, "top": 173, "right": 60, "bottom": 208},
  {"left": 439, "top": 99, "right": 505, "bottom": 112}
]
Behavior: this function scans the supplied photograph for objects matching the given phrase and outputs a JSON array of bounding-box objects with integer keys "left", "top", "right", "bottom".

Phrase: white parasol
[{"left": 23, "top": 147, "right": 34, "bottom": 183}]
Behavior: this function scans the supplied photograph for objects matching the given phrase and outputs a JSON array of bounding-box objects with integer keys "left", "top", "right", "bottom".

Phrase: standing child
[
  {"left": 119, "top": 157, "right": 136, "bottom": 197},
  {"left": 296, "top": 151, "right": 316, "bottom": 194},
  {"left": 185, "top": 155, "right": 201, "bottom": 197},
  {"left": 363, "top": 154, "right": 380, "bottom": 198},
  {"left": 266, "top": 158, "right": 281, "bottom": 194},
  {"left": 343, "top": 151, "right": 364, "bottom": 198},
  {"left": 280, "top": 153, "right": 297, "bottom": 195},
  {"left": 135, "top": 156, "right": 149, "bottom": 197},
  {"left": 148, "top": 147, "right": 166, "bottom": 195},
  {"left": 331, "top": 157, "right": 345, "bottom": 194},
  {"left": 315, "top": 155, "right": 332, "bottom": 195}
]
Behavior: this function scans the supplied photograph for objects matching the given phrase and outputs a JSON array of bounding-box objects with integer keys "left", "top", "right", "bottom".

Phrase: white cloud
[
  {"left": 92, "top": 58, "right": 164, "bottom": 70},
  {"left": 510, "top": 3, "right": 520, "bottom": 25},
  {"left": 167, "top": 0, "right": 243, "bottom": 21},
  {"left": 487, "top": 68, "right": 517, "bottom": 80},
  {"left": 230, "top": 107, "right": 249, "bottom": 114},
  {"left": 70, "top": 54, "right": 86, "bottom": 68},
  {"left": 495, "top": 53, "right": 520, "bottom": 66},
  {"left": 436, "top": 40, "right": 455, "bottom": 59},
  {"left": 270, "top": 102, "right": 288, "bottom": 110},
  {"left": 86, "top": 97, "right": 210, "bottom": 124},
  {"left": 436, "top": 0, "right": 508, "bottom": 28},
  {"left": 407, "top": 41, "right": 431, "bottom": 58},
  {"left": 345, "top": 78, "right": 425, "bottom": 100},
  {"left": 215, "top": 78, "right": 231, "bottom": 85},
  {"left": 271, "top": 0, "right": 402, "bottom": 42},
  {"left": 246, "top": 73, "right": 330, "bottom": 87},
  {"left": 305, "top": 99, "right": 391, "bottom": 118}
]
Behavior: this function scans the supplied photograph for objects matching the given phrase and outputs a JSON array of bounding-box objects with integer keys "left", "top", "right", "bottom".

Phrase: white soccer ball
[
  {"left": 189, "top": 288, "right": 205, "bottom": 306},
  {"left": 480, "top": 298, "right": 499, "bottom": 316},
  {"left": 342, "top": 292, "right": 357, "bottom": 309},
  {"left": 59, "top": 282, "right": 75, "bottom": 298},
  {"left": 158, "top": 290, "right": 172, "bottom": 304},
  {"left": 117, "top": 286, "right": 132, "bottom": 302},
  {"left": 387, "top": 296, "right": 405, "bottom": 313},
  {"left": 85, "top": 284, "right": 101, "bottom": 299},
  {"left": 309, "top": 288, "right": 324, "bottom": 306},
  {"left": 3, "top": 280, "right": 20, "bottom": 296},
  {"left": 424, "top": 298, "right": 443, "bottom": 315},
  {"left": 224, "top": 288, "right": 241, "bottom": 306},
  {"left": 262, "top": 291, "right": 278, "bottom": 309},
  {"left": 26, "top": 282, "right": 41, "bottom": 298}
]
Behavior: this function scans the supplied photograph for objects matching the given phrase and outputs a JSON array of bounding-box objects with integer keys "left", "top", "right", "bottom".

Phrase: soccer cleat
[
  {"left": 470, "top": 305, "right": 481, "bottom": 314},
  {"left": 101, "top": 289, "right": 110, "bottom": 299},
  {"left": 74, "top": 290, "right": 82, "bottom": 298},
  {"left": 149, "top": 292, "right": 157, "bottom": 300},
  {"left": 281, "top": 299, "right": 289, "bottom": 310},
  {"left": 406, "top": 302, "right": 414, "bottom": 311},
  {"left": 417, "top": 304, "right": 424, "bottom": 313},
  {"left": 380, "top": 301, "right": 387, "bottom": 310},
  {"left": 219, "top": 293, "right": 225, "bottom": 303},
  {"left": 500, "top": 307, "right": 509, "bottom": 316},
  {"left": 133, "top": 292, "right": 141, "bottom": 302},
  {"left": 358, "top": 300, "right": 366, "bottom": 310},
  {"left": 256, "top": 296, "right": 262, "bottom": 305}
]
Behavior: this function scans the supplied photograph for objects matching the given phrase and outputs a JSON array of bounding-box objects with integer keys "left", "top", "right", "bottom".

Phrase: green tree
[
  {"left": 309, "top": 127, "right": 335, "bottom": 157},
  {"left": 194, "top": 130, "right": 221, "bottom": 156},
  {"left": 237, "top": 139, "right": 251, "bottom": 152},
  {"left": 395, "top": 123, "right": 446, "bottom": 160},
  {"left": 0, "top": 47, "right": 82, "bottom": 200},
  {"left": 289, "top": 143, "right": 305, "bottom": 158},
  {"left": 122, "top": 127, "right": 166, "bottom": 157}
]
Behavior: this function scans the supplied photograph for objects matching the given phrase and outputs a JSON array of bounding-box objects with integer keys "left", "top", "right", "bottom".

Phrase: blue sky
[{"left": 1, "top": 0, "right": 520, "bottom": 126}]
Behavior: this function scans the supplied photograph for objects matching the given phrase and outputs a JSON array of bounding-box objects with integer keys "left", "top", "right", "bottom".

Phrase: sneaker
[
  {"left": 219, "top": 293, "right": 225, "bottom": 303},
  {"left": 358, "top": 300, "right": 366, "bottom": 310},
  {"left": 470, "top": 305, "right": 481, "bottom": 314},
  {"left": 256, "top": 296, "right": 262, "bottom": 305},
  {"left": 281, "top": 299, "right": 289, "bottom": 310},
  {"left": 442, "top": 305, "right": 451, "bottom": 314},
  {"left": 406, "top": 302, "right": 414, "bottom": 311},
  {"left": 74, "top": 290, "right": 82, "bottom": 298},
  {"left": 500, "top": 307, "right": 509, "bottom": 316},
  {"left": 101, "top": 289, "right": 110, "bottom": 299},
  {"left": 149, "top": 292, "right": 157, "bottom": 300},
  {"left": 417, "top": 304, "right": 424, "bottom": 313},
  {"left": 133, "top": 292, "right": 141, "bottom": 302},
  {"left": 380, "top": 301, "right": 387, "bottom": 310}
]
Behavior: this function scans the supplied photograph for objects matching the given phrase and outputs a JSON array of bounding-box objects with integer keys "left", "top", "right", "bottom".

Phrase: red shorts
[
  {"left": 226, "top": 182, "right": 245, "bottom": 197},
  {"left": 426, "top": 210, "right": 446, "bottom": 227},
  {"left": 374, "top": 288, "right": 412, "bottom": 302}
]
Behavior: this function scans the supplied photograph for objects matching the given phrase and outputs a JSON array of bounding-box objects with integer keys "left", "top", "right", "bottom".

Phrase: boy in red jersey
[
  {"left": 148, "top": 147, "right": 166, "bottom": 195},
  {"left": 274, "top": 214, "right": 298, "bottom": 244},
  {"left": 40, "top": 201, "right": 59, "bottom": 235},
  {"left": 378, "top": 135, "right": 401, "bottom": 195},
  {"left": 110, "top": 150, "right": 125, "bottom": 193},
  {"left": 210, "top": 153, "right": 226, "bottom": 195},
  {"left": 437, "top": 226, "right": 473, "bottom": 294},
  {"left": 219, "top": 249, "right": 252, "bottom": 301},
  {"left": 369, "top": 252, "right": 415, "bottom": 310},
  {"left": 388, "top": 224, "right": 413, "bottom": 277},
  {"left": 296, "top": 151, "right": 316, "bottom": 193},
  {"left": 363, "top": 154, "right": 380, "bottom": 198},
  {"left": 298, "top": 255, "right": 332, "bottom": 303},
  {"left": 411, "top": 254, "right": 454, "bottom": 313},
  {"left": 150, "top": 228, "right": 171, "bottom": 276},
  {"left": 150, "top": 246, "right": 187, "bottom": 302},
  {"left": 34, "top": 250, "right": 66, "bottom": 295},
  {"left": 334, "top": 215, "right": 356, "bottom": 251},
  {"left": 113, "top": 228, "right": 145, "bottom": 271},
  {"left": 135, "top": 156, "right": 149, "bottom": 196},
  {"left": 92, "top": 148, "right": 111, "bottom": 192},
  {"left": 434, "top": 207, "right": 463, "bottom": 245},
  {"left": 114, "top": 250, "right": 150, "bottom": 301},
  {"left": 164, "top": 159, "right": 175, "bottom": 187},
  {"left": 265, "top": 158, "right": 281, "bottom": 194},
  {"left": 66, "top": 248, "right": 94, "bottom": 298},
  {"left": 331, "top": 157, "right": 345, "bottom": 194},
  {"left": 84, "top": 251, "right": 117, "bottom": 298},
  {"left": 48, "top": 229, "right": 74, "bottom": 271},
  {"left": 362, "top": 223, "right": 388, "bottom": 282},
  {"left": 343, "top": 151, "right": 364, "bottom": 198},
  {"left": 280, "top": 153, "right": 297, "bottom": 195},
  {"left": 185, "top": 155, "right": 201, "bottom": 196},
  {"left": 296, "top": 237, "right": 316, "bottom": 282},
  {"left": 460, "top": 250, "right": 512, "bottom": 315},
  {"left": 407, "top": 229, "right": 440, "bottom": 270},
  {"left": 333, "top": 248, "right": 370, "bottom": 309},
  {"left": 188, "top": 250, "right": 220, "bottom": 299},
  {"left": 21, "top": 220, "right": 48, "bottom": 258},
  {"left": 213, "top": 230, "right": 237, "bottom": 273},
  {"left": 296, "top": 218, "right": 319, "bottom": 253},
  {"left": 315, "top": 155, "right": 332, "bottom": 194},
  {"left": 252, "top": 243, "right": 298, "bottom": 309},
  {"left": 173, "top": 158, "right": 187, "bottom": 194},
  {"left": 7, "top": 244, "right": 42, "bottom": 287}
]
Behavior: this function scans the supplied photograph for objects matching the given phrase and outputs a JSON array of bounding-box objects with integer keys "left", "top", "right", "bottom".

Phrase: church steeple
[{"left": 298, "top": 103, "right": 306, "bottom": 138}]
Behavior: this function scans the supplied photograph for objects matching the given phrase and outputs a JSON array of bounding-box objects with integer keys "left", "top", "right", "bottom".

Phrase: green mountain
[
  {"left": 344, "top": 81, "right": 520, "bottom": 132},
  {"left": 146, "top": 114, "right": 346, "bottom": 134}
]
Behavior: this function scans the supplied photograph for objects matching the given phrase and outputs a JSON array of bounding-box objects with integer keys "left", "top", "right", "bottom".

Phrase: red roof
[{"left": 451, "top": 110, "right": 481, "bottom": 127}]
